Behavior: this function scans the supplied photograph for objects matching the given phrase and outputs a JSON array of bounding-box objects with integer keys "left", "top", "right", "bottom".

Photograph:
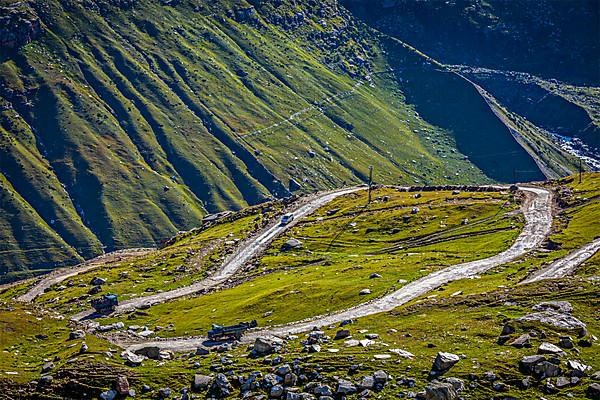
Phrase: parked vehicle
[
  {"left": 208, "top": 320, "right": 258, "bottom": 341},
  {"left": 91, "top": 294, "right": 118, "bottom": 313},
  {"left": 280, "top": 213, "right": 294, "bottom": 225}
]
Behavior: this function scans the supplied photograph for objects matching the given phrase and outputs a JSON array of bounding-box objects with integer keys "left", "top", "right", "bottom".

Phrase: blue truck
[
  {"left": 208, "top": 320, "right": 258, "bottom": 341},
  {"left": 91, "top": 294, "right": 118, "bottom": 313}
]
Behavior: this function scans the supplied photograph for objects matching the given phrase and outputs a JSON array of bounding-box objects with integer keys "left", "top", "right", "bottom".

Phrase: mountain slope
[{"left": 0, "top": 0, "right": 581, "bottom": 279}]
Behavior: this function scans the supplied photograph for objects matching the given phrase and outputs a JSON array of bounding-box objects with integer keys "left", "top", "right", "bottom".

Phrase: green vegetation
[
  {"left": 3, "top": 0, "right": 573, "bottom": 278},
  {"left": 31, "top": 201, "right": 285, "bottom": 314},
  {"left": 113, "top": 188, "right": 522, "bottom": 337}
]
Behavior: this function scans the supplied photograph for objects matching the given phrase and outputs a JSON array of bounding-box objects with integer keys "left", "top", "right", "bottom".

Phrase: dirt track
[
  {"left": 520, "top": 238, "right": 600, "bottom": 284},
  {"left": 71, "top": 187, "right": 363, "bottom": 321},
  {"left": 126, "top": 186, "right": 558, "bottom": 353},
  {"left": 17, "top": 248, "right": 155, "bottom": 303}
]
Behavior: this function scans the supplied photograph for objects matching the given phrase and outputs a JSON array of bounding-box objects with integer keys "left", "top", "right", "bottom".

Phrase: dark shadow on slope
[{"left": 383, "top": 39, "right": 545, "bottom": 183}]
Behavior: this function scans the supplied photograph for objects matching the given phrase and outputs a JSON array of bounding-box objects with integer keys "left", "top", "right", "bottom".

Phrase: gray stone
[
  {"left": 359, "top": 376, "right": 375, "bottom": 390},
  {"left": 281, "top": 239, "right": 303, "bottom": 251},
  {"left": 559, "top": 336, "right": 574, "bottom": 349},
  {"left": 209, "top": 373, "right": 232, "bottom": 398},
  {"left": 587, "top": 383, "right": 600, "bottom": 399},
  {"left": 270, "top": 385, "right": 284, "bottom": 398},
  {"left": 115, "top": 376, "right": 129, "bottom": 395},
  {"left": 192, "top": 374, "right": 212, "bottom": 392},
  {"left": 365, "top": 333, "right": 379, "bottom": 340},
  {"left": 336, "top": 379, "right": 357, "bottom": 395},
  {"left": 90, "top": 277, "right": 107, "bottom": 286},
  {"left": 121, "top": 350, "right": 145, "bottom": 366},
  {"left": 424, "top": 382, "right": 457, "bottom": 400},
  {"left": 334, "top": 329, "right": 350, "bottom": 340},
  {"left": 430, "top": 352, "right": 460, "bottom": 377},
  {"left": 253, "top": 337, "right": 275, "bottom": 356},
  {"left": 519, "top": 355, "right": 546, "bottom": 374},
  {"left": 314, "top": 385, "right": 333, "bottom": 397},
  {"left": 539, "top": 342, "right": 567, "bottom": 356},
  {"left": 196, "top": 347, "right": 209, "bottom": 356},
  {"left": 532, "top": 301, "right": 573, "bottom": 314},
  {"left": 134, "top": 346, "right": 161, "bottom": 360},
  {"left": 369, "top": 273, "right": 382, "bottom": 279},
  {"left": 556, "top": 376, "right": 571, "bottom": 388},
  {"left": 509, "top": 334, "right": 531, "bottom": 348},
  {"left": 533, "top": 361, "right": 562, "bottom": 379},
  {"left": 518, "top": 311, "right": 587, "bottom": 337},
  {"left": 373, "top": 370, "right": 388, "bottom": 383},
  {"left": 442, "top": 377, "right": 464, "bottom": 392},
  {"left": 38, "top": 375, "right": 53, "bottom": 387},
  {"left": 69, "top": 330, "right": 86, "bottom": 340},
  {"left": 99, "top": 389, "right": 117, "bottom": 400},
  {"left": 158, "top": 387, "right": 172, "bottom": 398},
  {"left": 359, "top": 288, "right": 371, "bottom": 295},
  {"left": 41, "top": 361, "right": 54, "bottom": 373}
]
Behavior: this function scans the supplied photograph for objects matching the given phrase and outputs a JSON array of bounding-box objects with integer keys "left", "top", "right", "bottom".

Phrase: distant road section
[{"left": 72, "top": 187, "right": 363, "bottom": 321}]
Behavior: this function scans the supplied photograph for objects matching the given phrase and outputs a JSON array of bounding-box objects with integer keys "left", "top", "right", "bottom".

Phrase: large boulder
[
  {"left": 425, "top": 382, "right": 457, "bottom": 400},
  {"left": 518, "top": 311, "right": 587, "bottom": 337},
  {"left": 69, "top": 330, "right": 86, "bottom": 340}
]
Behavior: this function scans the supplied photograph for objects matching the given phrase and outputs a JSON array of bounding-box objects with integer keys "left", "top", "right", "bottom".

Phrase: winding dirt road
[
  {"left": 520, "top": 238, "right": 600, "bottom": 284},
  {"left": 72, "top": 187, "right": 363, "bottom": 321},
  {"left": 17, "top": 248, "right": 155, "bottom": 303},
  {"left": 127, "top": 186, "right": 556, "bottom": 352}
]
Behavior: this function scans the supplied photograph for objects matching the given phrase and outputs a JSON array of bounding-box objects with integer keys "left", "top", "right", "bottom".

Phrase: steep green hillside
[{"left": 1, "top": 0, "right": 583, "bottom": 278}]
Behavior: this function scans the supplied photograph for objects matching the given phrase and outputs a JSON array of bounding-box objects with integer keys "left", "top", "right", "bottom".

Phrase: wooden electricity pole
[{"left": 367, "top": 165, "right": 373, "bottom": 205}]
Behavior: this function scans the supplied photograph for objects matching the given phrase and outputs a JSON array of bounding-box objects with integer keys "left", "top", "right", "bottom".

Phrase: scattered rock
[
  {"left": 99, "top": 389, "right": 117, "bottom": 400},
  {"left": 270, "top": 384, "right": 284, "bottom": 398},
  {"left": 38, "top": 375, "right": 53, "bottom": 387},
  {"left": 532, "top": 301, "right": 573, "bottom": 314},
  {"left": 90, "top": 277, "right": 107, "bottom": 286},
  {"left": 115, "top": 376, "right": 129, "bottom": 395},
  {"left": 121, "top": 350, "right": 145, "bottom": 367},
  {"left": 134, "top": 346, "right": 161, "bottom": 360},
  {"left": 196, "top": 347, "right": 210, "bottom": 356},
  {"left": 369, "top": 273, "right": 382, "bottom": 279},
  {"left": 559, "top": 336, "right": 574, "bottom": 349},
  {"left": 539, "top": 342, "right": 567, "bottom": 356},
  {"left": 430, "top": 352, "right": 460, "bottom": 378},
  {"left": 519, "top": 355, "right": 546, "bottom": 374},
  {"left": 158, "top": 387, "right": 172, "bottom": 398},
  {"left": 334, "top": 329, "right": 350, "bottom": 340},
  {"left": 509, "top": 334, "right": 531, "bottom": 348},
  {"left": 209, "top": 373, "right": 232, "bottom": 398},
  {"left": 533, "top": 361, "right": 562, "bottom": 379},
  {"left": 556, "top": 376, "right": 572, "bottom": 388},
  {"left": 518, "top": 311, "right": 587, "bottom": 337},
  {"left": 41, "top": 362, "right": 54, "bottom": 373},
  {"left": 359, "top": 289, "right": 371, "bottom": 295},
  {"left": 365, "top": 333, "right": 379, "bottom": 340},
  {"left": 424, "top": 382, "right": 457, "bottom": 400},
  {"left": 281, "top": 239, "right": 303, "bottom": 251},
  {"left": 587, "top": 383, "right": 600, "bottom": 399},
  {"left": 69, "top": 330, "right": 86, "bottom": 340},
  {"left": 253, "top": 337, "right": 275, "bottom": 356},
  {"left": 79, "top": 342, "right": 88, "bottom": 353},
  {"left": 336, "top": 379, "right": 357, "bottom": 395}
]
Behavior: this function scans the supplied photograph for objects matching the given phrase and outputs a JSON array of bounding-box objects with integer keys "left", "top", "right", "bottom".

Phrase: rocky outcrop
[{"left": 0, "top": 4, "right": 42, "bottom": 50}]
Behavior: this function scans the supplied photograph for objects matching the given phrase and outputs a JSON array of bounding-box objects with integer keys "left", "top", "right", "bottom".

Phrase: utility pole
[{"left": 367, "top": 165, "right": 373, "bottom": 205}]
